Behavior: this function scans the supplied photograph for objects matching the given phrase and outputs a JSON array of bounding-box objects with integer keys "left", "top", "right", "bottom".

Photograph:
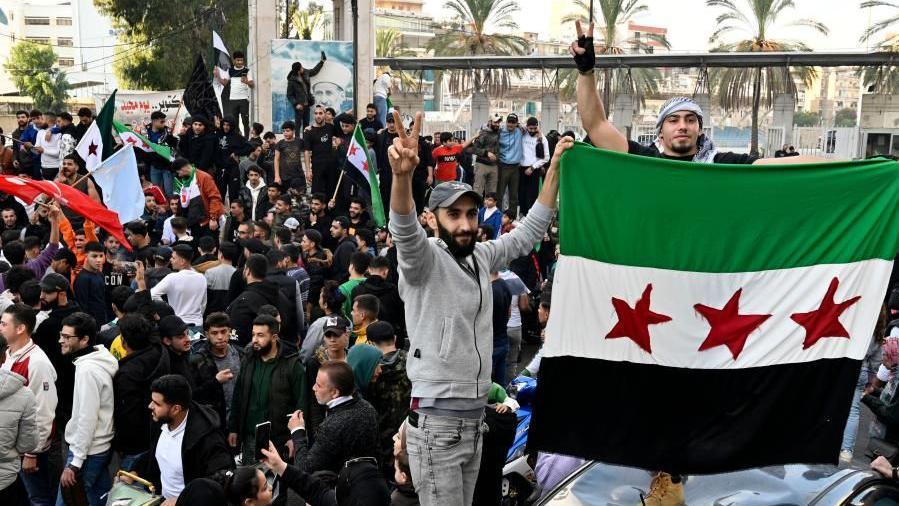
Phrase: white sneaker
[{"left": 839, "top": 450, "right": 853, "bottom": 464}]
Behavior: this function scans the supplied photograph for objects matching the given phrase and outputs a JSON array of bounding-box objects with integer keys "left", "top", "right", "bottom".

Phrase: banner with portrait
[{"left": 270, "top": 39, "right": 354, "bottom": 132}]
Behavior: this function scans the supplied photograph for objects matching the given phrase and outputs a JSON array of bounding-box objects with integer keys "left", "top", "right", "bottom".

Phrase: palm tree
[
  {"left": 858, "top": 1, "right": 899, "bottom": 94},
  {"left": 292, "top": 2, "right": 328, "bottom": 40},
  {"left": 425, "top": 0, "right": 529, "bottom": 96},
  {"left": 707, "top": 0, "right": 828, "bottom": 156},
  {"left": 559, "top": 0, "right": 669, "bottom": 107},
  {"left": 376, "top": 29, "right": 419, "bottom": 91}
]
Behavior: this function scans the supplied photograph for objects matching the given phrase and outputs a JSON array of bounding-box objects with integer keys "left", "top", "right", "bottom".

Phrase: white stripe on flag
[{"left": 544, "top": 255, "right": 890, "bottom": 368}]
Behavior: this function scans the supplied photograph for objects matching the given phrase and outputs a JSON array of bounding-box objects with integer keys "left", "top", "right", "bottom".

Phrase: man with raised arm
[{"left": 387, "top": 110, "right": 573, "bottom": 506}]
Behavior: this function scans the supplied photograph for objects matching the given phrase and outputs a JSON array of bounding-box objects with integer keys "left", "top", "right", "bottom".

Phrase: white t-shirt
[
  {"left": 500, "top": 270, "right": 529, "bottom": 328},
  {"left": 156, "top": 413, "right": 188, "bottom": 499},
  {"left": 228, "top": 67, "right": 253, "bottom": 101},
  {"left": 150, "top": 269, "right": 208, "bottom": 326},
  {"left": 374, "top": 74, "right": 392, "bottom": 98}
]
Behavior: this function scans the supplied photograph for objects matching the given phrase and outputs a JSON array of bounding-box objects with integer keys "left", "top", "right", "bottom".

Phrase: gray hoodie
[
  {"left": 388, "top": 202, "right": 554, "bottom": 401},
  {"left": 0, "top": 369, "right": 36, "bottom": 489},
  {"left": 65, "top": 346, "right": 119, "bottom": 467}
]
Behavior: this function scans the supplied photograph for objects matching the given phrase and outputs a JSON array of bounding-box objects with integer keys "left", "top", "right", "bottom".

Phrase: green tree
[
  {"left": 5, "top": 41, "right": 70, "bottom": 110},
  {"left": 426, "top": 0, "right": 529, "bottom": 95},
  {"left": 292, "top": 2, "right": 328, "bottom": 40},
  {"left": 707, "top": 0, "right": 828, "bottom": 156},
  {"left": 793, "top": 110, "right": 820, "bottom": 126},
  {"left": 94, "top": 0, "right": 248, "bottom": 90},
  {"left": 559, "top": 0, "right": 669, "bottom": 106},
  {"left": 834, "top": 107, "right": 857, "bottom": 127},
  {"left": 858, "top": 1, "right": 899, "bottom": 93}
]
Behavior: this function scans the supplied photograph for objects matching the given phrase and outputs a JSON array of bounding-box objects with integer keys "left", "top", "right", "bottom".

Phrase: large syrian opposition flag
[
  {"left": 528, "top": 144, "right": 899, "bottom": 474},
  {"left": 112, "top": 120, "right": 174, "bottom": 162},
  {"left": 76, "top": 89, "right": 117, "bottom": 171},
  {"left": 344, "top": 124, "right": 385, "bottom": 227}
]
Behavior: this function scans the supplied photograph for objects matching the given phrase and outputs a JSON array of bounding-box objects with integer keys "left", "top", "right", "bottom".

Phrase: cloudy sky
[{"left": 421, "top": 0, "right": 883, "bottom": 52}]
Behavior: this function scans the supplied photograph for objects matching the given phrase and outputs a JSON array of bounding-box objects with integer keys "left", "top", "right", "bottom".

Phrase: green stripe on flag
[
  {"left": 113, "top": 121, "right": 174, "bottom": 161},
  {"left": 352, "top": 124, "right": 386, "bottom": 227},
  {"left": 558, "top": 143, "right": 899, "bottom": 273}
]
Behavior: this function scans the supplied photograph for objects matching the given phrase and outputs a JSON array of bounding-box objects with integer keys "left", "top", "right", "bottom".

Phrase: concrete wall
[
  {"left": 470, "top": 91, "right": 490, "bottom": 134},
  {"left": 541, "top": 92, "right": 560, "bottom": 132},
  {"left": 249, "top": 0, "right": 278, "bottom": 132},
  {"left": 336, "top": 0, "right": 374, "bottom": 119},
  {"left": 860, "top": 94, "right": 899, "bottom": 129}
]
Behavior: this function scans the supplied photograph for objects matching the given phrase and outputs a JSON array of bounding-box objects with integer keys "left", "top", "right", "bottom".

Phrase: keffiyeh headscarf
[{"left": 655, "top": 97, "right": 718, "bottom": 163}]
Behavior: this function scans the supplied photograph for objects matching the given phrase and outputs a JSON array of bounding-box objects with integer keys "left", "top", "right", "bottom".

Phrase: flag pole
[
  {"left": 331, "top": 170, "right": 345, "bottom": 204},
  {"left": 589, "top": 0, "right": 594, "bottom": 23}
]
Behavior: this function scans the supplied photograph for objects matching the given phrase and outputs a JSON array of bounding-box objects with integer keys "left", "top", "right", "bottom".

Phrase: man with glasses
[{"left": 56, "top": 312, "right": 117, "bottom": 506}]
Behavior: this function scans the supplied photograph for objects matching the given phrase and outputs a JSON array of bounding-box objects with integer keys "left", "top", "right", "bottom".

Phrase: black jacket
[
  {"left": 179, "top": 131, "right": 216, "bottom": 171},
  {"left": 33, "top": 302, "right": 82, "bottom": 430},
  {"left": 113, "top": 343, "right": 173, "bottom": 454},
  {"left": 286, "top": 61, "right": 324, "bottom": 107},
  {"left": 331, "top": 236, "right": 358, "bottom": 283},
  {"left": 145, "top": 402, "right": 233, "bottom": 490},
  {"left": 215, "top": 117, "right": 254, "bottom": 170},
  {"left": 266, "top": 267, "right": 303, "bottom": 340},
  {"left": 228, "top": 280, "right": 298, "bottom": 346},
  {"left": 277, "top": 460, "right": 390, "bottom": 506},
  {"left": 237, "top": 185, "right": 272, "bottom": 223},
  {"left": 350, "top": 275, "right": 406, "bottom": 346},
  {"left": 291, "top": 396, "right": 379, "bottom": 474},
  {"left": 229, "top": 344, "right": 306, "bottom": 449}
]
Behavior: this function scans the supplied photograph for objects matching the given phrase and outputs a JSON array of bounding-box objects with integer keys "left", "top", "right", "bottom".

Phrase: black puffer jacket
[
  {"left": 227, "top": 280, "right": 298, "bottom": 345},
  {"left": 113, "top": 343, "right": 172, "bottom": 454},
  {"left": 179, "top": 130, "right": 216, "bottom": 171},
  {"left": 144, "top": 402, "right": 233, "bottom": 490}
]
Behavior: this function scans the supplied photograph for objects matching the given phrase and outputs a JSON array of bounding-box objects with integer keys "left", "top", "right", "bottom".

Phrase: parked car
[{"left": 537, "top": 460, "right": 899, "bottom": 505}]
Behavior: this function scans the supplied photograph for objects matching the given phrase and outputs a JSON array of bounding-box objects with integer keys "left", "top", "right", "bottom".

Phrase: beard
[
  {"left": 254, "top": 341, "right": 273, "bottom": 355},
  {"left": 40, "top": 299, "right": 59, "bottom": 311},
  {"left": 437, "top": 222, "right": 477, "bottom": 259},
  {"left": 669, "top": 136, "right": 696, "bottom": 155}
]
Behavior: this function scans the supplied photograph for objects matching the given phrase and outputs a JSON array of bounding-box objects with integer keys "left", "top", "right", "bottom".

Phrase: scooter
[{"left": 502, "top": 375, "right": 540, "bottom": 505}]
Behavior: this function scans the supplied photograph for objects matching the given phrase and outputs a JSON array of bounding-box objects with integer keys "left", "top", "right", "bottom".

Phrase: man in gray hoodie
[
  {"left": 386, "top": 110, "right": 570, "bottom": 506},
  {"left": 0, "top": 341, "right": 37, "bottom": 503},
  {"left": 56, "top": 312, "right": 118, "bottom": 505}
]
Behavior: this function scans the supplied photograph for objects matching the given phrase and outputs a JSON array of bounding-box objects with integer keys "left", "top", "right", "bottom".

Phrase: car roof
[{"left": 538, "top": 461, "right": 876, "bottom": 505}]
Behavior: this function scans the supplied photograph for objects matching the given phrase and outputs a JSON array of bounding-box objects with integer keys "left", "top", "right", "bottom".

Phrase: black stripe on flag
[{"left": 528, "top": 356, "right": 860, "bottom": 474}]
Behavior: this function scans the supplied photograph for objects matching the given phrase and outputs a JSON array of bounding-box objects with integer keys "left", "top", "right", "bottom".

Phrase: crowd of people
[{"left": 0, "top": 56, "right": 563, "bottom": 505}]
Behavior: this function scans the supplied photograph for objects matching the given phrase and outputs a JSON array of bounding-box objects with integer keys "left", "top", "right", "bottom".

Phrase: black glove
[
  {"left": 573, "top": 34, "right": 595, "bottom": 73},
  {"left": 321, "top": 51, "right": 327, "bottom": 61}
]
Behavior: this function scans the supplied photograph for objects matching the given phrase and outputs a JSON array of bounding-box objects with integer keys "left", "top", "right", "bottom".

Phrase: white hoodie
[{"left": 65, "top": 346, "right": 118, "bottom": 467}]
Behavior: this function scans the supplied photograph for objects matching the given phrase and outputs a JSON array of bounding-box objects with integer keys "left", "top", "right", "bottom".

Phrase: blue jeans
[
  {"left": 405, "top": 413, "right": 485, "bottom": 506},
  {"left": 841, "top": 366, "right": 868, "bottom": 452},
  {"left": 20, "top": 452, "right": 53, "bottom": 506},
  {"left": 151, "top": 166, "right": 173, "bottom": 197},
  {"left": 374, "top": 96, "right": 388, "bottom": 127},
  {"left": 56, "top": 449, "right": 112, "bottom": 506}
]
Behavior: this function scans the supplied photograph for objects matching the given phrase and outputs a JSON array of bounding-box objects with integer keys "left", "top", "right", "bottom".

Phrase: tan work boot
[{"left": 640, "top": 472, "right": 686, "bottom": 506}]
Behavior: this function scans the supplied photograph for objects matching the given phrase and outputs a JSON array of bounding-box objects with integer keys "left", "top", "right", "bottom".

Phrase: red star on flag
[
  {"left": 362, "top": 160, "right": 368, "bottom": 171},
  {"left": 348, "top": 144, "right": 358, "bottom": 157},
  {"left": 790, "top": 277, "right": 861, "bottom": 350},
  {"left": 695, "top": 288, "right": 771, "bottom": 360},
  {"left": 605, "top": 284, "right": 671, "bottom": 353},
  {"left": 126, "top": 137, "right": 138, "bottom": 145},
  {"left": 88, "top": 142, "right": 98, "bottom": 156}
]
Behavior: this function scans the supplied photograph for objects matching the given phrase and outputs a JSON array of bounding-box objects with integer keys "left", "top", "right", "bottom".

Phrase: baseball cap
[
  {"left": 428, "top": 181, "right": 484, "bottom": 210},
  {"left": 366, "top": 321, "right": 395, "bottom": 343},
  {"left": 158, "top": 315, "right": 188, "bottom": 338},
  {"left": 323, "top": 315, "right": 350, "bottom": 336},
  {"left": 283, "top": 218, "right": 300, "bottom": 231},
  {"left": 39, "top": 272, "right": 69, "bottom": 293},
  {"left": 153, "top": 246, "right": 173, "bottom": 262},
  {"left": 490, "top": 113, "right": 503, "bottom": 123},
  {"left": 507, "top": 113, "right": 519, "bottom": 123}
]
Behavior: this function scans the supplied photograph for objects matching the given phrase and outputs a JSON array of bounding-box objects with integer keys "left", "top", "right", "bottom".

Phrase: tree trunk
[
  {"left": 602, "top": 68, "right": 613, "bottom": 113},
  {"left": 750, "top": 67, "right": 762, "bottom": 157}
]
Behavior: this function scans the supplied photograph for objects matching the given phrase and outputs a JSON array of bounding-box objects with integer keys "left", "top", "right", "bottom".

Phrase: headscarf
[
  {"left": 347, "top": 344, "right": 382, "bottom": 395},
  {"left": 654, "top": 97, "right": 718, "bottom": 163}
]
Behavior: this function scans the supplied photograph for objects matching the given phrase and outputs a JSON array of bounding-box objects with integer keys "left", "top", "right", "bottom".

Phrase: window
[
  {"left": 56, "top": 17, "right": 73, "bottom": 26},
  {"left": 26, "top": 37, "right": 50, "bottom": 45},
  {"left": 57, "top": 38, "right": 73, "bottom": 47},
  {"left": 58, "top": 58, "right": 75, "bottom": 67},
  {"left": 24, "top": 17, "right": 50, "bottom": 25}
]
